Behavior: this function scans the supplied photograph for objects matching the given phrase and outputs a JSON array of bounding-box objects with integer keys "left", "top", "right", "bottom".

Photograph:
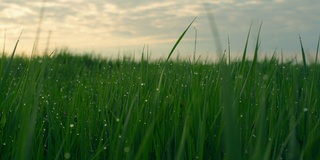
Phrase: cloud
[{"left": 0, "top": 0, "right": 319, "bottom": 59}]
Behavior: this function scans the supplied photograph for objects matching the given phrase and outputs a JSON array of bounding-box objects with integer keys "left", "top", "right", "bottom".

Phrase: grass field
[
  {"left": 1, "top": 24, "right": 320, "bottom": 159},
  {"left": 1, "top": 47, "right": 320, "bottom": 159}
]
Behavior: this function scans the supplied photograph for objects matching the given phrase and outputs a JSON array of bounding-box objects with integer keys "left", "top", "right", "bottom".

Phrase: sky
[{"left": 0, "top": 0, "right": 319, "bottom": 61}]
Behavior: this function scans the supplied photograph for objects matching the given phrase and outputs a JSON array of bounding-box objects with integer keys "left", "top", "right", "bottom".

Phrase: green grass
[
  {"left": 1, "top": 29, "right": 320, "bottom": 159},
  {"left": 1, "top": 48, "right": 320, "bottom": 159}
]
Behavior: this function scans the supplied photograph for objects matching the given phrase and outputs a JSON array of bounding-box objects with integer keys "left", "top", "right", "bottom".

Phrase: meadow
[{"left": 1, "top": 23, "right": 320, "bottom": 159}]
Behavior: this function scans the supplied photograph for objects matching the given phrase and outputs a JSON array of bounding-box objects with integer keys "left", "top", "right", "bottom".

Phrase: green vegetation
[
  {"left": 1, "top": 23, "right": 320, "bottom": 159},
  {"left": 1, "top": 47, "right": 320, "bottom": 159}
]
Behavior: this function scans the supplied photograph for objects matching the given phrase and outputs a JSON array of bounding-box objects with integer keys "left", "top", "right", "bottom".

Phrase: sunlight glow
[
  {"left": 0, "top": 0, "right": 318, "bottom": 59},
  {"left": 2, "top": 5, "right": 35, "bottom": 19}
]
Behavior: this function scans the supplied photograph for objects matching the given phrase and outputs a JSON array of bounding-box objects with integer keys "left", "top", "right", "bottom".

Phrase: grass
[{"left": 1, "top": 25, "right": 320, "bottom": 159}]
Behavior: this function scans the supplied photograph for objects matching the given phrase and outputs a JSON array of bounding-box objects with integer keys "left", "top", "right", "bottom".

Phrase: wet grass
[
  {"left": 1, "top": 45, "right": 320, "bottom": 159},
  {"left": 1, "top": 19, "right": 320, "bottom": 159}
]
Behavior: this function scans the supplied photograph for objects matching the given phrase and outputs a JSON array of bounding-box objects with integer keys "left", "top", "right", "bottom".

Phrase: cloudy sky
[{"left": 0, "top": 0, "right": 319, "bottom": 60}]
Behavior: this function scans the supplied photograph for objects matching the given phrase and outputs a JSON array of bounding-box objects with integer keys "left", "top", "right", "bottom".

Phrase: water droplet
[
  {"left": 303, "top": 108, "right": 308, "bottom": 112},
  {"left": 64, "top": 153, "right": 71, "bottom": 159},
  {"left": 263, "top": 75, "right": 268, "bottom": 80},
  {"left": 124, "top": 147, "right": 130, "bottom": 152},
  {"left": 70, "top": 124, "right": 74, "bottom": 128}
]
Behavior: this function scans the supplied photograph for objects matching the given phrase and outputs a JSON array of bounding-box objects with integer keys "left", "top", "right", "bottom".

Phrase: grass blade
[
  {"left": 157, "top": 17, "right": 196, "bottom": 89},
  {"left": 166, "top": 17, "right": 196, "bottom": 62},
  {"left": 0, "top": 31, "right": 23, "bottom": 103},
  {"left": 239, "top": 22, "right": 262, "bottom": 97},
  {"left": 299, "top": 35, "right": 308, "bottom": 71},
  {"left": 204, "top": 6, "right": 223, "bottom": 59},
  {"left": 252, "top": 22, "right": 263, "bottom": 70},
  {"left": 241, "top": 21, "right": 253, "bottom": 73},
  {"left": 205, "top": 7, "right": 241, "bottom": 160},
  {"left": 315, "top": 35, "right": 320, "bottom": 64}
]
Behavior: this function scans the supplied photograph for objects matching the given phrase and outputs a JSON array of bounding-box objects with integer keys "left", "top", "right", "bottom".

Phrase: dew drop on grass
[
  {"left": 70, "top": 124, "right": 74, "bottom": 128},
  {"left": 263, "top": 75, "right": 268, "bottom": 80},
  {"left": 64, "top": 153, "right": 71, "bottom": 159},
  {"left": 124, "top": 147, "right": 130, "bottom": 153},
  {"left": 303, "top": 108, "right": 308, "bottom": 112},
  {"left": 116, "top": 118, "right": 120, "bottom": 122}
]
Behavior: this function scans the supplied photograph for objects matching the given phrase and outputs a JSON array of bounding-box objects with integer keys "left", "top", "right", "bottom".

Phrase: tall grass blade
[
  {"left": 157, "top": 17, "right": 196, "bottom": 89},
  {"left": 253, "top": 87, "right": 267, "bottom": 159},
  {"left": 17, "top": 56, "right": 48, "bottom": 160},
  {"left": 240, "top": 21, "right": 253, "bottom": 73},
  {"left": 315, "top": 35, "right": 320, "bottom": 64},
  {"left": 228, "top": 37, "right": 231, "bottom": 65},
  {"left": 204, "top": 6, "right": 223, "bottom": 58},
  {"left": 32, "top": 0, "right": 46, "bottom": 56},
  {"left": 299, "top": 35, "right": 307, "bottom": 70},
  {"left": 0, "top": 31, "right": 23, "bottom": 103},
  {"left": 175, "top": 106, "right": 191, "bottom": 160},
  {"left": 44, "top": 30, "right": 52, "bottom": 55},
  {"left": 193, "top": 27, "right": 197, "bottom": 63},
  {"left": 205, "top": 7, "right": 241, "bottom": 160},
  {"left": 252, "top": 22, "right": 263, "bottom": 69},
  {"left": 239, "top": 22, "right": 262, "bottom": 97},
  {"left": 2, "top": 29, "right": 6, "bottom": 55},
  {"left": 166, "top": 17, "right": 196, "bottom": 62}
]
